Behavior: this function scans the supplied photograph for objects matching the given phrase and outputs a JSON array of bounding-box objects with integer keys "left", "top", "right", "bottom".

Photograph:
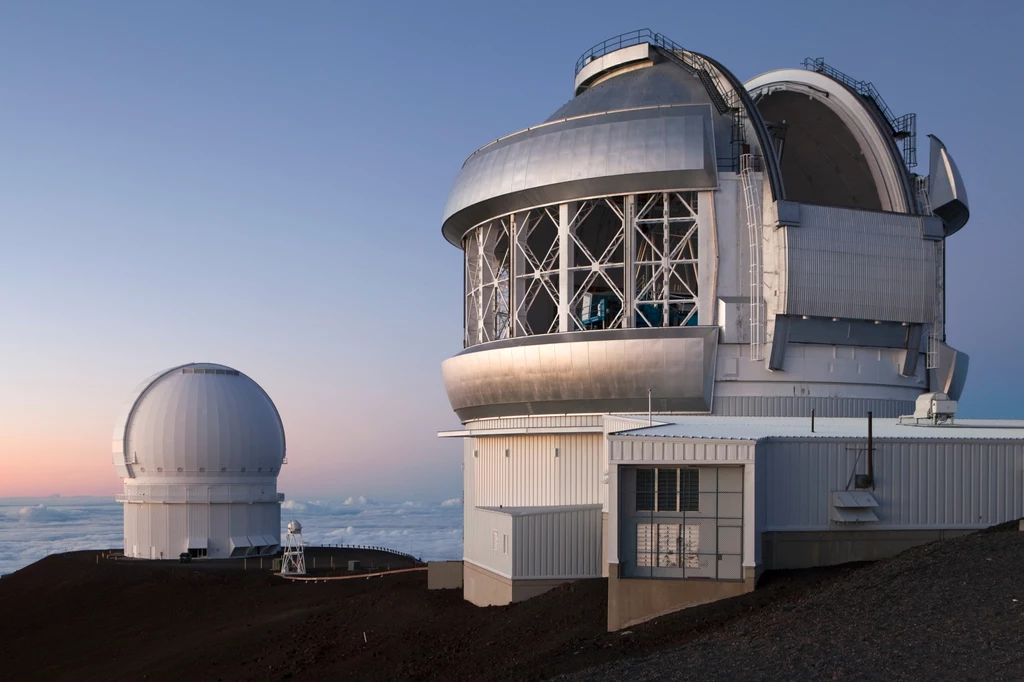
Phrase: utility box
[
  {"left": 428, "top": 561, "right": 464, "bottom": 590},
  {"left": 348, "top": 560, "right": 361, "bottom": 571},
  {"left": 272, "top": 558, "right": 282, "bottom": 571}
]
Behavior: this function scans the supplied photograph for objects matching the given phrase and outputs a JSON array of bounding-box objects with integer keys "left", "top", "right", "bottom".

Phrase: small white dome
[
  {"left": 112, "top": 363, "right": 285, "bottom": 480},
  {"left": 287, "top": 520, "right": 302, "bottom": 534}
]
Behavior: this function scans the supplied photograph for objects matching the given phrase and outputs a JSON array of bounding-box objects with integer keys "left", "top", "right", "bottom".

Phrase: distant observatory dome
[
  {"left": 113, "top": 362, "right": 285, "bottom": 478},
  {"left": 112, "top": 363, "right": 287, "bottom": 560}
]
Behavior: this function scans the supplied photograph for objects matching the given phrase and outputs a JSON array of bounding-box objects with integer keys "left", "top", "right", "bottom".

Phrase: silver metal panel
[
  {"left": 712, "top": 396, "right": 915, "bottom": 419},
  {"left": 927, "top": 135, "right": 969, "bottom": 235},
  {"left": 442, "top": 105, "right": 718, "bottom": 244},
  {"left": 784, "top": 204, "right": 935, "bottom": 323},
  {"left": 442, "top": 328, "right": 719, "bottom": 421},
  {"left": 758, "top": 439, "right": 1024, "bottom": 530}
]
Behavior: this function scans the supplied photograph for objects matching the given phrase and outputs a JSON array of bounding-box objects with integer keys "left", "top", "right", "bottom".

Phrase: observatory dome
[
  {"left": 112, "top": 362, "right": 285, "bottom": 479},
  {"left": 113, "top": 363, "right": 286, "bottom": 560}
]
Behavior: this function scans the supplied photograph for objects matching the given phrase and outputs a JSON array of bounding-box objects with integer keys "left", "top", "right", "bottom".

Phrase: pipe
[
  {"left": 648, "top": 388, "right": 652, "bottom": 426},
  {"left": 868, "top": 411, "right": 874, "bottom": 489},
  {"left": 811, "top": 408, "right": 815, "bottom": 433}
]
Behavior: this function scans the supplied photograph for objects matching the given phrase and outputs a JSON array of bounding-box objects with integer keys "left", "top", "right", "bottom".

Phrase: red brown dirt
[{"left": 2, "top": 526, "right": 1022, "bottom": 682}]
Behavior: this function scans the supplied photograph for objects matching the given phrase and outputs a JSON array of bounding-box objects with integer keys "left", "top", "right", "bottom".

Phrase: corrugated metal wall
[
  {"left": 121, "top": 502, "right": 281, "bottom": 559},
  {"left": 468, "top": 415, "right": 604, "bottom": 431},
  {"left": 512, "top": 507, "right": 603, "bottom": 579},
  {"left": 712, "top": 396, "right": 915, "bottom": 418},
  {"left": 783, "top": 205, "right": 935, "bottom": 323},
  {"left": 758, "top": 439, "right": 1024, "bottom": 529},
  {"left": 611, "top": 438, "right": 754, "bottom": 464},
  {"left": 473, "top": 434, "right": 603, "bottom": 507}
]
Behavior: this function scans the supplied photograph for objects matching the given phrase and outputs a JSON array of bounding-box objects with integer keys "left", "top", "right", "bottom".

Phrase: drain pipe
[
  {"left": 648, "top": 388, "right": 652, "bottom": 426},
  {"left": 868, "top": 411, "right": 874, "bottom": 489},
  {"left": 811, "top": 408, "right": 815, "bottom": 433}
]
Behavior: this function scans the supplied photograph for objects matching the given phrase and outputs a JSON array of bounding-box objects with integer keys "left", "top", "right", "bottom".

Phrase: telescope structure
[{"left": 438, "top": 30, "right": 1023, "bottom": 630}]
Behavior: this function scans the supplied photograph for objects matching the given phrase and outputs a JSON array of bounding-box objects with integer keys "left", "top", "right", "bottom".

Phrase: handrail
[
  {"left": 802, "top": 58, "right": 917, "bottom": 168},
  {"left": 574, "top": 29, "right": 733, "bottom": 115}
]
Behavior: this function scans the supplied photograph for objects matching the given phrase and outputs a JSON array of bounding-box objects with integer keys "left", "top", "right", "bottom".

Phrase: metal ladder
[
  {"left": 741, "top": 153, "right": 764, "bottom": 361},
  {"left": 917, "top": 176, "right": 943, "bottom": 369}
]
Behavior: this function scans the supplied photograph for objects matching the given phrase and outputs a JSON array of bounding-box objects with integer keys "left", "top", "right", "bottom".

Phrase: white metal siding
[
  {"left": 512, "top": 507, "right": 602, "bottom": 579},
  {"left": 610, "top": 438, "right": 755, "bottom": 464},
  {"left": 758, "top": 439, "right": 1024, "bottom": 530},
  {"left": 468, "top": 415, "right": 604, "bottom": 431},
  {"left": 783, "top": 205, "right": 935, "bottom": 323},
  {"left": 473, "top": 434, "right": 602, "bottom": 507},
  {"left": 465, "top": 507, "right": 514, "bottom": 577}
]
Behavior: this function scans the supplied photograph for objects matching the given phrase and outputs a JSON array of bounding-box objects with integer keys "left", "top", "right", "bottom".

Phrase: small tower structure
[{"left": 281, "top": 520, "right": 306, "bottom": 575}]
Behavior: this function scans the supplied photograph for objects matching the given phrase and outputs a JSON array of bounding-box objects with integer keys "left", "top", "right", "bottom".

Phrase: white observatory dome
[
  {"left": 113, "top": 363, "right": 287, "bottom": 560},
  {"left": 112, "top": 362, "right": 285, "bottom": 479}
]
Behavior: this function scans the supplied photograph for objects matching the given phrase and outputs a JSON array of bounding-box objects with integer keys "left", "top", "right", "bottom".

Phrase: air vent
[{"left": 182, "top": 368, "right": 240, "bottom": 376}]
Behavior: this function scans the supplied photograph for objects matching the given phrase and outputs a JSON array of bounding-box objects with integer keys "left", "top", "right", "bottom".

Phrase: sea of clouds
[{"left": 0, "top": 495, "right": 463, "bottom": 575}]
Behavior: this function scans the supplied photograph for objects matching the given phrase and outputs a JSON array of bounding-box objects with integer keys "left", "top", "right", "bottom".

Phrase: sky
[{"left": 1, "top": 1, "right": 1022, "bottom": 500}]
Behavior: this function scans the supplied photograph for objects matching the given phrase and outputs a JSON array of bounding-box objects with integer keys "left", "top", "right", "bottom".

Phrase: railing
[
  {"left": 314, "top": 543, "right": 421, "bottom": 562},
  {"left": 574, "top": 29, "right": 733, "bottom": 115},
  {"left": 802, "top": 58, "right": 917, "bottom": 168}
]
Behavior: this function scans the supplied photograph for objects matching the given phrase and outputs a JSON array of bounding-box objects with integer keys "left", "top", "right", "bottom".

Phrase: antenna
[{"left": 281, "top": 520, "right": 306, "bottom": 575}]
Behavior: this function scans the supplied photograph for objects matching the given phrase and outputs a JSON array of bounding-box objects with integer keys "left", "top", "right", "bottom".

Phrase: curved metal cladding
[
  {"left": 745, "top": 68, "right": 915, "bottom": 214},
  {"left": 442, "top": 328, "right": 718, "bottom": 421},
  {"left": 442, "top": 47, "right": 775, "bottom": 246},
  {"left": 115, "top": 363, "right": 286, "bottom": 479}
]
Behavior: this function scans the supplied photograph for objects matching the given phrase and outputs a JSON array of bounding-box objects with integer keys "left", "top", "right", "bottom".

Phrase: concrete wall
[
  {"left": 607, "top": 563, "right": 756, "bottom": 631},
  {"left": 463, "top": 559, "right": 572, "bottom": 607},
  {"left": 427, "top": 561, "right": 464, "bottom": 590}
]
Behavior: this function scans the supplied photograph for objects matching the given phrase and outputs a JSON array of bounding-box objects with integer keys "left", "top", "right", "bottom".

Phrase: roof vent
[{"left": 899, "top": 392, "right": 958, "bottom": 425}]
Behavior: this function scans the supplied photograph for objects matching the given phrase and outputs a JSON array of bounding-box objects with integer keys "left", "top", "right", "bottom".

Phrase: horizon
[{"left": 2, "top": 0, "right": 1023, "bottom": 500}]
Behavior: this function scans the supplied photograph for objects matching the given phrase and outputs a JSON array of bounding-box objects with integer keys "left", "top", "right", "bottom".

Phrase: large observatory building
[
  {"left": 112, "top": 363, "right": 286, "bottom": 560},
  {"left": 438, "top": 30, "right": 1024, "bottom": 629}
]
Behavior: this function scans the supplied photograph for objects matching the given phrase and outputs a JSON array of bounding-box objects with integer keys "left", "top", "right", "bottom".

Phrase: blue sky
[{"left": 1, "top": 1, "right": 1021, "bottom": 500}]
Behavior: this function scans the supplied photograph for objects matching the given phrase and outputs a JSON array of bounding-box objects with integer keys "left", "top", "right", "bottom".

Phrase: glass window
[
  {"left": 636, "top": 468, "right": 654, "bottom": 511},
  {"left": 657, "top": 468, "right": 678, "bottom": 512},
  {"left": 680, "top": 468, "right": 699, "bottom": 511}
]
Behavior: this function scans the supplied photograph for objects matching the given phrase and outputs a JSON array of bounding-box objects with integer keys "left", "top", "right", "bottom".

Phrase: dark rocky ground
[{"left": 1, "top": 526, "right": 1021, "bottom": 682}]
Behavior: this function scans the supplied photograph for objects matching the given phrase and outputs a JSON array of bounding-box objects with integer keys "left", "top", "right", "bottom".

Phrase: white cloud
[
  {"left": 343, "top": 495, "right": 378, "bottom": 506},
  {"left": 0, "top": 496, "right": 464, "bottom": 574}
]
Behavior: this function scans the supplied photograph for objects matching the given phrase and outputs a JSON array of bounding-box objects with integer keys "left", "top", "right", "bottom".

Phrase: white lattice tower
[{"left": 281, "top": 520, "right": 306, "bottom": 575}]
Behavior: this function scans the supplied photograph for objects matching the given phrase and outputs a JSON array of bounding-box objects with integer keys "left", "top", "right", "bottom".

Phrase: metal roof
[
  {"left": 478, "top": 504, "right": 602, "bottom": 516},
  {"left": 611, "top": 416, "right": 1024, "bottom": 442}
]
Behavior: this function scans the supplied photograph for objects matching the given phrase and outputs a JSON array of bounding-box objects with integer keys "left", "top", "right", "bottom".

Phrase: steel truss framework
[{"left": 463, "top": 191, "right": 701, "bottom": 348}]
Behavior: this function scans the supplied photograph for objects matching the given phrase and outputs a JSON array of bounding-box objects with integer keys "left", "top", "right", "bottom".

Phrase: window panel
[
  {"left": 636, "top": 468, "right": 654, "bottom": 512},
  {"left": 657, "top": 468, "right": 678, "bottom": 512}
]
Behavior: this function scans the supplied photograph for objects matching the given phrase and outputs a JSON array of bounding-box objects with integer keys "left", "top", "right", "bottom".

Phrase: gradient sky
[{"left": 1, "top": 1, "right": 1022, "bottom": 500}]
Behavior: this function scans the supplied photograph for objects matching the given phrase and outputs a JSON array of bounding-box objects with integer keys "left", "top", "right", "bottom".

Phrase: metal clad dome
[
  {"left": 545, "top": 61, "right": 719, "bottom": 121},
  {"left": 441, "top": 55, "right": 745, "bottom": 245},
  {"left": 112, "top": 363, "right": 285, "bottom": 479}
]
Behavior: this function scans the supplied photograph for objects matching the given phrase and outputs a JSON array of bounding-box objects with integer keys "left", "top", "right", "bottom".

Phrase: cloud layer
[{"left": 0, "top": 496, "right": 463, "bottom": 575}]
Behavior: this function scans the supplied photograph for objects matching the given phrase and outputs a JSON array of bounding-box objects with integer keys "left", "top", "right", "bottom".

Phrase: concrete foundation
[
  {"left": 427, "top": 561, "right": 464, "bottom": 590},
  {"left": 607, "top": 563, "right": 756, "bottom": 631},
  {"left": 762, "top": 529, "right": 976, "bottom": 570},
  {"left": 463, "top": 561, "right": 573, "bottom": 606}
]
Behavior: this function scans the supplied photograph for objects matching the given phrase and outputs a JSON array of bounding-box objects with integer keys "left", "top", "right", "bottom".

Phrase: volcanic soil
[{"left": 1, "top": 526, "right": 1023, "bottom": 682}]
